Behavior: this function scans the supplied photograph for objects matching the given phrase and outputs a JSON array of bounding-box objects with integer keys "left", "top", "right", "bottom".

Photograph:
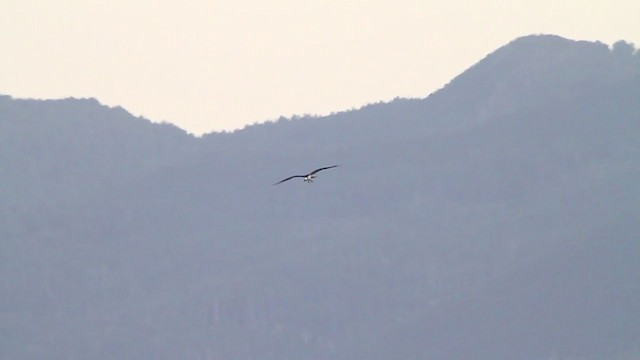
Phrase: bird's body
[{"left": 274, "top": 165, "right": 338, "bottom": 185}]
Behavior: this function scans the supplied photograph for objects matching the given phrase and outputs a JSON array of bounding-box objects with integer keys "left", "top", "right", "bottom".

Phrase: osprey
[{"left": 274, "top": 165, "right": 338, "bottom": 185}]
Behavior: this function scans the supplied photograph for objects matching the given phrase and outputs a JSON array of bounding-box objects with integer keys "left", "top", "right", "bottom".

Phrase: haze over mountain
[{"left": 2, "top": 35, "right": 639, "bottom": 359}]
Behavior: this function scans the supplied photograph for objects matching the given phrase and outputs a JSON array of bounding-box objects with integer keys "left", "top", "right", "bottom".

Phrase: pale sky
[{"left": 1, "top": 1, "right": 638, "bottom": 135}]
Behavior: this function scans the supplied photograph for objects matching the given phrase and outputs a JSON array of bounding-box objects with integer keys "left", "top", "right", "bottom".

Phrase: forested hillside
[{"left": 2, "top": 35, "right": 639, "bottom": 359}]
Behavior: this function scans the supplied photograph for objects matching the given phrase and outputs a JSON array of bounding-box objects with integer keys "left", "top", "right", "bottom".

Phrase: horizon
[{"left": 2, "top": 0, "right": 639, "bottom": 135}]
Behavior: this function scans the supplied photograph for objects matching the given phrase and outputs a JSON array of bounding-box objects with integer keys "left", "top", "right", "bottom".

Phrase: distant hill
[
  {"left": 2, "top": 35, "right": 639, "bottom": 360},
  {"left": 0, "top": 95, "right": 195, "bottom": 213}
]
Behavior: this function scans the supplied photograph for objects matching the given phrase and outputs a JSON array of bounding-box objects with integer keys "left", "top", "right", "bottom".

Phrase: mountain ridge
[{"left": 2, "top": 34, "right": 639, "bottom": 359}]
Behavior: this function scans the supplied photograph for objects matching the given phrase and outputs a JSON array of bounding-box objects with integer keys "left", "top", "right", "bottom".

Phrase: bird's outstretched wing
[
  {"left": 273, "top": 175, "right": 304, "bottom": 185},
  {"left": 308, "top": 165, "right": 339, "bottom": 175}
]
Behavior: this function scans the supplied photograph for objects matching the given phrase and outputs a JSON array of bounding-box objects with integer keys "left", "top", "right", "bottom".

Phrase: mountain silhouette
[{"left": 1, "top": 34, "right": 639, "bottom": 359}]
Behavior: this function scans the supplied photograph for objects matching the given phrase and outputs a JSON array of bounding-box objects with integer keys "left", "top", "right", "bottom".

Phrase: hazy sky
[{"left": 2, "top": 1, "right": 638, "bottom": 134}]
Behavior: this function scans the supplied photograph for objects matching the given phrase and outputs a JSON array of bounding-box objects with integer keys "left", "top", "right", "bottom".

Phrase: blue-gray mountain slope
[{"left": 1, "top": 35, "right": 639, "bottom": 359}]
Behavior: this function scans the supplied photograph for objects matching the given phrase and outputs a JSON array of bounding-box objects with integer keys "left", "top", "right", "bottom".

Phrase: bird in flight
[{"left": 274, "top": 165, "right": 339, "bottom": 185}]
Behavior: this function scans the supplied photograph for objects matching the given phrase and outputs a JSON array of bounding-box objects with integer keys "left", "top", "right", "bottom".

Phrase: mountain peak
[{"left": 424, "top": 34, "right": 636, "bottom": 130}]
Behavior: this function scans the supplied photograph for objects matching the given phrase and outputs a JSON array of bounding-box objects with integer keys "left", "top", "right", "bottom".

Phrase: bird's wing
[
  {"left": 273, "top": 175, "right": 304, "bottom": 185},
  {"left": 308, "top": 165, "right": 339, "bottom": 175}
]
